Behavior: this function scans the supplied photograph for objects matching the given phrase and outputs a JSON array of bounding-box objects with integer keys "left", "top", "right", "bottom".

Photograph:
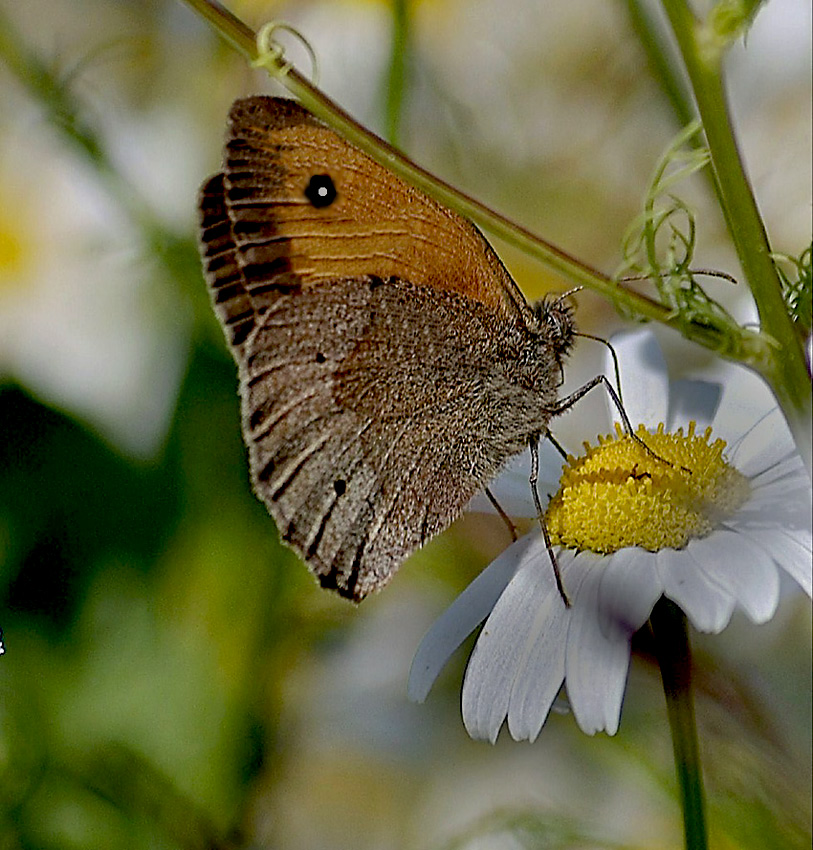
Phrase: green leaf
[{"left": 708, "top": 0, "right": 768, "bottom": 46}]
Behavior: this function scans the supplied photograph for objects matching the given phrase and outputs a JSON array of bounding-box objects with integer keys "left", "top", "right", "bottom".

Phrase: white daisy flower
[
  {"left": 0, "top": 99, "right": 192, "bottom": 457},
  {"left": 408, "top": 330, "right": 812, "bottom": 742}
]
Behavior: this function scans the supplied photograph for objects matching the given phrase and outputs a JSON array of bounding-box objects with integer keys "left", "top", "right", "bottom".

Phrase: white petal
[
  {"left": 727, "top": 502, "right": 813, "bottom": 548},
  {"left": 656, "top": 547, "right": 735, "bottom": 633},
  {"left": 711, "top": 364, "right": 776, "bottom": 445},
  {"left": 461, "top": 543, "right": 566, "bottom": 742},
  {"left": 407, "top": 534, "right": 533, "bottom": 703},
  {"left": 606, "top": 330, "right": 670, "bottom": 427},
  {"left": 722, "top": 480, "right": 811, "bottom": 596},
  {"left": 598, "top": 547, "right": 664, "bottom": 634},
  {"left": 666, "top": 379, "right": 721, "bottom": 431},
  {"left": 565, "top": 553, "right": 631, "bottom": 736},
  {"left": 505, "top": 548, "right": 579, "bottom": 741},
  {"left": 728, "top": 406, "right": 795, "bottom": 478},
  {"left": 736, "top": 480, "right": 812, "bottom": 538},
  {"left": 722, "top": 523, "right": 812, "bottom": 597},
  {"left": 505, "top": 560, "right": 571, "bottom": 741},
  {"left": 748, "top": 454, "right": 805, "bottom": 488},
  {"left": 690, "top": 530, "right": 780, "bottom": 624}
]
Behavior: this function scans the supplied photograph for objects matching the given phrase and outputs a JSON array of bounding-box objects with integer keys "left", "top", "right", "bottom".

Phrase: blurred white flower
[
  {"left": 0, "top": 100, "right": 191, "bottom": 456},
  {"left": 409, "top": 330, "right": 812, "bottom": 742}
]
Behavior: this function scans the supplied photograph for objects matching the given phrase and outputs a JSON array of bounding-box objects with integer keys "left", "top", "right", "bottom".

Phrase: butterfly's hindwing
[{"left": 240, "top": 276, "right": 552, "bottom": 600}]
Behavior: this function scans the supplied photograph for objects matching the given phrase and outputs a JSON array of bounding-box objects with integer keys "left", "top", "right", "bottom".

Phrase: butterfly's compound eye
[
  {"left": 534, "top": 295, "right": 576, "bottom": 357},
  {"left": 305, "top": 174, "right": 337, "bottom": 208}
]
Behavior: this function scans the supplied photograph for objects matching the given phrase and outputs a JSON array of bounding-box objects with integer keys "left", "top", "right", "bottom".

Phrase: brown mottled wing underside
[
  {"left": 240, "top": 276, "right": 543, "bottom": 601},
  {"left": 198, "top": 97, "right": 551, "bottom": 601}
]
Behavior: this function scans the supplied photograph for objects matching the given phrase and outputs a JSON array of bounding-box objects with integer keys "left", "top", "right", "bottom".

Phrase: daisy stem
[{"left": 650, "top": 598, "right": 708, "bottom": 850}]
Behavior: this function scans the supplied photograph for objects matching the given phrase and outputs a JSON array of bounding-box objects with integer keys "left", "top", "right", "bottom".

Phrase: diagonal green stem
[
  {"left": 650, "top": 598, "right": 708, "bottom": 850},
  {"left": 180, "top": 0, "right": 775, "bottom": 365}
]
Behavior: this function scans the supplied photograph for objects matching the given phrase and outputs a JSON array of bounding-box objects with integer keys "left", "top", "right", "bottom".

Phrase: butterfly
[{"left": 198, "top": 96, "right": 578, "bottom": 602}]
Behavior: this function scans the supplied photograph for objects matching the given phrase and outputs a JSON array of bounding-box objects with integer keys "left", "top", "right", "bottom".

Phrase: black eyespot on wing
[
  {"left": 333, "top": 479, "right": 346, "bottom": 496},
  {"left": 305, "top": 174, "right": 337, "bottom": 208},
  {"left": 315, "top": 352, "right": 326, "bottom": 364}
]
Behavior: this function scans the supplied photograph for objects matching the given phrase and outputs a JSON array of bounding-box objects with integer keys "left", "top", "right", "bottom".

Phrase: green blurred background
[{"left": 0, "top": 1, "right": 810, "bottom": 848}]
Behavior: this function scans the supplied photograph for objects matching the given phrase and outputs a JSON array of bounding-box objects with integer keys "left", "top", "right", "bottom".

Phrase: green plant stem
[
  {"left": 624, "top": 0, "right": 723, "bottom": 209},
  {"left": 384, "top": 0, "right": 410, "bottom": 146},
  {"left": 181, "top": 0, "right": 776, "bottom": 363},
  {"left": 650, "top": 599, "right": 708, "bottom": 850},
  {"left": 660, "top": 0, "right": 812, "bottom": 471},
  {"left": 627, "top": 0, "right": 694, "bottom": 128}
]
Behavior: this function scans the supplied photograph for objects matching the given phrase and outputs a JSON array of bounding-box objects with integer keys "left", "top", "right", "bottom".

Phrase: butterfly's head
[{"left": 532, "top": 291, "right": 577, "bottom": 359}]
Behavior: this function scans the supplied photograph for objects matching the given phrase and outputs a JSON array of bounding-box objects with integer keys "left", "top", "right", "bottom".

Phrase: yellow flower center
[
  {"left": 545, "top": 422, "right": 751, "bottom": 553},
  {"left": 0, "top": 203, "right": 32, "bottom": 291}
]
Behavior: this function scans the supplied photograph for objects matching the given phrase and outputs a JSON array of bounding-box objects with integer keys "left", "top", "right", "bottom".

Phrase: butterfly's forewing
[
  {"left": 211, "top": 97, "right": 531, "bottom": 321},
  {"left": 200, "top": 172, "right": 257, "bottom": 353},
  {"left": 199, "top": 97, "right": 559, "bottom": 600}
]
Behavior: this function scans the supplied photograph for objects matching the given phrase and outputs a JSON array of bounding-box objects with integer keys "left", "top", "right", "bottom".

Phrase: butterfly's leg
[
  {"left": 550, "top": 374, "right": 633, "bottom": 430},
  {"left": 529, "top": 436, "right": 571, "bottom": 608},
  {"left": 545, "top": 430, "right": 569, "bottom": 461},
  {"left": 484, "top": 487, "right": 518, "bottom": 542},
  {"left": 549, "top": 374, "right": 675, "bottom": 468}
]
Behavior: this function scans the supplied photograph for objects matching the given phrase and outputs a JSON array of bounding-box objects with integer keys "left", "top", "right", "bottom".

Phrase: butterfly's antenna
[
  {"left": 619, "top": 268, "right": 738, "bottom": 285},
  {"left": 553, "top": 285, "right": 583, "bottom": 304},
  {"left": 573, "top": 331, "right": 624, "bottom": 404}
]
